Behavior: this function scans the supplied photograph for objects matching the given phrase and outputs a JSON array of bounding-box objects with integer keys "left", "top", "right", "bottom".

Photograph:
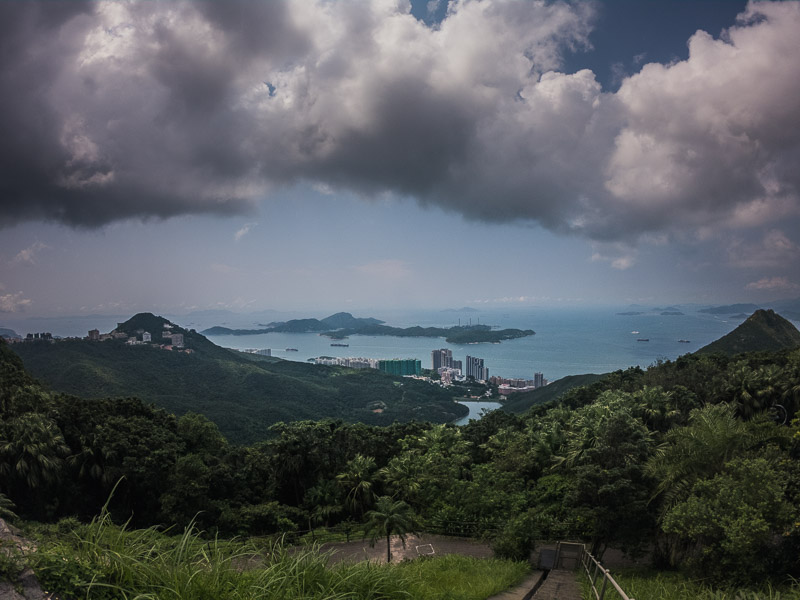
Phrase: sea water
[
  {"left": 203, "top": 306, "right": 763, "bottom": 381},
  {"left": 6, "top": 306, "right": 788, "bottom": 382}
]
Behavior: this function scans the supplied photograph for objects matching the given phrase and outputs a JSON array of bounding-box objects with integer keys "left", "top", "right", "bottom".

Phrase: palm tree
[
  {"left": 0, "top": 493, "right": 17, "bottom": 520},
  {"left": 365, "top": 496, "right": 417, "bottom": 563},
  {"left": 646, "top": 403, "right": 758, "bottom": 516},
  {"left": 336, "top": 454, "right": 377, "bottom": 519},
  {"left": 379, "top": 455, "right": 422, "bottom": 502},
  {"left": 0, "top": 413, "right": 68, "bottom": 491}
]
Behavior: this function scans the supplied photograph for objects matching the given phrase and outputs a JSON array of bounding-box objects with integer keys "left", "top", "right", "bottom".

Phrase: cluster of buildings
[
  {"left": 315, "top": 356, "right": 379, "bottom": 369},
  {"left": 3, "top": 332, "right": 58, "bottom": 343},
  {"left": 87, "top": 325, "right": 188, "bottom": 351},
  {"left": 312, "top": 356, "right": 422, "bottom": 376},
  {"left": 432, "top": 348, "right": 489, "bottom": 383},
  {"left": 432, "top": 347, "right": 547, "bottom": 393},
  {"left": 490, "top": 373, "right": 547, "bottom": 396},
  {"left": 242, "top": 348, "right": 272, "bottom": 356}
]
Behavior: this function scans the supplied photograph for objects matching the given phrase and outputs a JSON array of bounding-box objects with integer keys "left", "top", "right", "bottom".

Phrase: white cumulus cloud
[
  {"left": 745, "top": 276, "right": 800, "bottom": 292},
  {"left": 0, "top": 0, "right": 799, "bottom": 266},
  {"left": 0, "top": 291, "right": 32, "bottom": 313}
]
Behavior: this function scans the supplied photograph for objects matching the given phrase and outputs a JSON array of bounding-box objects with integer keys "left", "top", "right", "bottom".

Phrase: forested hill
[
  {"left": 697, "top": 309, "right": 800, "bottom": 355},
  {"left": 8, "top": 316, "right": 467, "bottom": 444},
  {"left": 501, "top": 373, "right": 605, "bottom": 414},
  {"left": 4, "top": 327, "right": 800, "bottom": 589}
]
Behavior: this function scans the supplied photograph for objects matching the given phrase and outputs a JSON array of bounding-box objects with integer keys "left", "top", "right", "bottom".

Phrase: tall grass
[
  {"left": 398, "top": 553, "right": 530, "bottom": 600},
  {"left": 580, "top": 568, "right": 800, "bottom": 600},
  {"left": 28, "top": 514, "right": 527, "bottom": 600}
]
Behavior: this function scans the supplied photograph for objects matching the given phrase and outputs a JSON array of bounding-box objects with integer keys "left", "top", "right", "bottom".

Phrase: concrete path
[
  {"left": 530, "top": 569, "right": 582, "bottom": 600},
  {"left": 319, "top": 533, "right": 494, "bottom": 564},
  {"left": 486, "top": 570, "right": 545, "bottom": 600}
]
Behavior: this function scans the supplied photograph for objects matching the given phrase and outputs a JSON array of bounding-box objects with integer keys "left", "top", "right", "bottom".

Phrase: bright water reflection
[{"left": 453, "top": 401, "right": 503, "bottom": 426}]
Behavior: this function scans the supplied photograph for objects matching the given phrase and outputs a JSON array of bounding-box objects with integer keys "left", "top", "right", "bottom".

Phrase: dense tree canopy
[{"left": 3, "top": 336, "right": 800, "bottom": 584}]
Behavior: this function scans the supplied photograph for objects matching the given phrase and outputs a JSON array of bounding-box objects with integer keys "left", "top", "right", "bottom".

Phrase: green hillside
[
  {"left": 10, "top": 313, "right": 467, "bottom": 444},
  {"left": 500, "top": 373, "right": 605, "bottom": 414},
  {"left": 696, "top": 309, "right": 800, "bottom": 355}
]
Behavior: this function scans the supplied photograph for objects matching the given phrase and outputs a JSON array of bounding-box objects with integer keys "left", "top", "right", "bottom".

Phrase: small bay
[{"left": 453, "top": 401, "right": 503, "bottom": 425}]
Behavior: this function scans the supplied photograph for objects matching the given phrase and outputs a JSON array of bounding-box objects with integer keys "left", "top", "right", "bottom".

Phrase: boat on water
[
  {"left": 286, "top": 348, "right": 299, "bottom": 352},
  {"left": 678, "top": 339, "right": 691, "bottom": 343},
  {"left": 631, "top": 331, "right": 640, "bottom": 334},
  {"left": 331, "top": 343, "right": 349, "bottom": 347},
  {"left": 637, "top": 338, "right": 650, "bottom": 342}
]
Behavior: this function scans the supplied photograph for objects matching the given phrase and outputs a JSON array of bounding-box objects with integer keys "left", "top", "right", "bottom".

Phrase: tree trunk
[{"left": 386, "top": 532, "right": 392, "bottom": 563}]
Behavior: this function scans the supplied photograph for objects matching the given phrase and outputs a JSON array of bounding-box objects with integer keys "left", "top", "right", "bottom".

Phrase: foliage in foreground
[
  {"left": 27, "top": 514, "right": 528, "bottom": 600},
  {"left": 6, "top": 334, "right": 800, "bottom": 587},
  {"left": 581, "top": 568, "right": 800, "bottom": 600}
]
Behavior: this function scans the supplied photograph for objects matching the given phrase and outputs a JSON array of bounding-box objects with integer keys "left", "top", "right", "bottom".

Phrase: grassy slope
[
  {"left": 500, "top": 373, "right": 605, "bottom": 414},
  {"left": 29, "top": 518, "right": 529, "bottom": 600},
  {"left": 11, "top": 336, "right": 466, "bottom": 445}
]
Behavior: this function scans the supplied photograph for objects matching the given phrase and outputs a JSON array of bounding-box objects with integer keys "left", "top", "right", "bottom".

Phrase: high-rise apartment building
[
  {"left": 534, "top": 372, "right": 544, "bottom": 388},
  {"left": 465, "top": 355, "right": 489, "bottom": 381},
  {"left": 432, "top": 348, "right": 453, "bottom": 370}
]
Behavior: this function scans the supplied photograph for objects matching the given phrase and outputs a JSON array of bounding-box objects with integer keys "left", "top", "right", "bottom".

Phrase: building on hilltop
[
  {"left": 465, "top": 355, "right": 489, "bottom": 381},
  {"left": 142, "top": 332, "right": 152, "bottom": 342},
  {"left": 88, "top": 329, "right": 100, "bottom": 341}
]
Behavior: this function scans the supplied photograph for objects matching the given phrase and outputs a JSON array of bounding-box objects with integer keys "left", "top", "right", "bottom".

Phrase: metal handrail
[{"left": 577, "top": 544, "right": 635, "bottom": 600}]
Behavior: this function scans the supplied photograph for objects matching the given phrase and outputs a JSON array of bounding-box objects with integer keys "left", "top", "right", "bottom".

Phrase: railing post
[{"left": 598, "top": 569, "right": 608, "bottom": 600}]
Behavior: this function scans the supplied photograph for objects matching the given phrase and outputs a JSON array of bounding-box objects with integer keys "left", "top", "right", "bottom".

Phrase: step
[{"left": 530, "top": 569, "right": 582, "bottom": 600}]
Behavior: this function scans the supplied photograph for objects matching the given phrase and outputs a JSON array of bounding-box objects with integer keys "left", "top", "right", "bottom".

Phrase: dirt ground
[{"left": 318, "top": 533, "right": 495, "bottom": 565}]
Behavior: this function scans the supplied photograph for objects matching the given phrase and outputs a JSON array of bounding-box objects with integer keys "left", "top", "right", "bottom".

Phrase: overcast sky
[{"left": 2, "top": 0, "right": 800, "bottom": 317}]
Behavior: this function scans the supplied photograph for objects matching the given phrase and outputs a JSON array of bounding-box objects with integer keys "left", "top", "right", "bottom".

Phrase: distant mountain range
[
  {"left": 696, "top": 309, "right": 800, "bottom": 355},
  {"left": 10, "top": 313, "right": 466, "bottom": 444},
  {"left": 0, "top": 327, "right": 19, "bottom": 339},
  {"left": 700, "top": 298, "right": 800, "bottom": 321}
]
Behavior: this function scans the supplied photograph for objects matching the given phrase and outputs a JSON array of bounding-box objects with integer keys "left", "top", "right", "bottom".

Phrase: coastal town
[
  {"left": 3, "top": 326, "right": 548, "bottom": 398},
  {"left": 2, "top": 323, "right": 194, "bottom": 354},
  {"left": 309, "top": 347, "right": 548, "bottom": 397}
]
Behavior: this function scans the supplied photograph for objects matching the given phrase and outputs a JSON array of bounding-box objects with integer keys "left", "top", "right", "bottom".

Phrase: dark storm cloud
[{"left": 1, "top": 0, "right": 800, "bottom": 252}]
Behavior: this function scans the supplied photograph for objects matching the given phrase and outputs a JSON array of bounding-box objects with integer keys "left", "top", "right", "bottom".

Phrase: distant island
[
  {"left": 699, "top": 303, "right": 761, "bottom": 315},
  {"left": 616, "top": 311, "right": 644, "bottom": 316},
  {"left": 661, "top": 311, "right": 684, "bottom": 316},
  {"left": 322, "top": 323, "right": 535, "bottom": 344},
  {"left": 441, "top": 306, "right": 479, "bottom": 313},
  {"left": 202, "top": 311, "right": 534, "bottom": 344}
]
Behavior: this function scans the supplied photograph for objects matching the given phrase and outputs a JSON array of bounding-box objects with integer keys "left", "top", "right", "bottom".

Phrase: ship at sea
[
  {"left": 637, "top": 338, "right": 650, "bottom": 342},
  {"left": 286, "top": 348, "right": 299, "bottom": 352},
  {"left": 331, "top": 343, "right": 349, "bottom": 347}
]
